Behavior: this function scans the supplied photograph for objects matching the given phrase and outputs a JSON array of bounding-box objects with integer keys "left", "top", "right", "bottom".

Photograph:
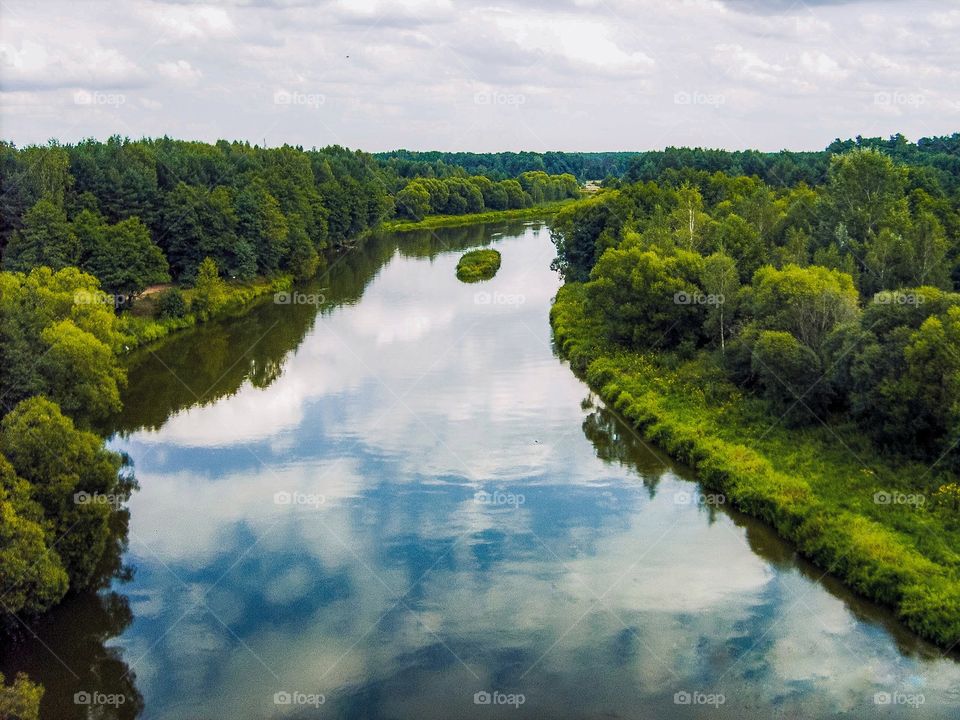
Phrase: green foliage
[
  {"left": 551, "top": 282, "right": 960, "bottom": 648},
  {"left": 0, "top": 455, "right": 69, "bottom": 615},
  {"left": 156, "top": 287, "right": 188, "bottom": 319},
  {"left": 586, "top": 246, "right": 705, "bottom": 349},
  {"left": 0, "top": 672, "right": 43, "bottom": 720},
  {"left": 393, "top": 172, "right": 577, "bottom": 221},
  {"left": 0, "top": 396, "right": 132, "bottom": 592},
  {"left": 2, "top": 197, "right": 79, "bottom": 272},
  {"left": 79, "top": 214, "right": 169, "bottom": 301},
  {"left": 190, "top": 257, "right": 228, "bottom": 320},
  {"left": 749, "top": 264, "right": 860, "bottom": 354},
  {"left": 455, "top": 249, "right": 501, "bottom": 283},
  {"left": 0, "top": 266, "right": 125, "bottom": 424}
]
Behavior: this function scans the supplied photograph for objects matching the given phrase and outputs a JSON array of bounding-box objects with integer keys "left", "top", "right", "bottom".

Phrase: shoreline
[
  {"left": 378, "top": 201, "right": 575, "bottom": 232},
  {"left": 550, "top": 282, "right": 960, "bottom": 650}
]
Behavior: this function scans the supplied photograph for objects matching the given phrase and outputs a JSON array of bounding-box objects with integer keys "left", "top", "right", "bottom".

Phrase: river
[{"left": 3, "top": 220, "right": 959, "bottom": 719}]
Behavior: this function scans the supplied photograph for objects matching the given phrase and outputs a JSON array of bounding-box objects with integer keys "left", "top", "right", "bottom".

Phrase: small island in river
[{"left": 456, "top": 248, "right": 501, "bottom": 282}]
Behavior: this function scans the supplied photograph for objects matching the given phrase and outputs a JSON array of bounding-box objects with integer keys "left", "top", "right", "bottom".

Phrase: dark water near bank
[{"left": 3, "top": 221, "right": 959, "bottom": 719}]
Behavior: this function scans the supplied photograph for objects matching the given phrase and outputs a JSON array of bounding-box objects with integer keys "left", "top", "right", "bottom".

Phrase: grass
[
  {"left": 379, "top": 200, "right": 576, "bottom": 232},
  {"left": 551, "top": 282, "right": 960, "bottom": 649},
  {"left": 456, "top": 249, "right": 502, "bottom": 283},
  {"left": 117, "top": 275, "right": 290, "bottom": 350}
]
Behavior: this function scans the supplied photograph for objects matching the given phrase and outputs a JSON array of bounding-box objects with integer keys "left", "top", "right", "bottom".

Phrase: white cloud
[{"left": 157, "top": 59, "right": 202, "bottom": 83}]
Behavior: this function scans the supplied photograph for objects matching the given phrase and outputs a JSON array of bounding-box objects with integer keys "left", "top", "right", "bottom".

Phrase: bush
[{"left": 156, "top": 288, "right": 187, "bottom": 319}]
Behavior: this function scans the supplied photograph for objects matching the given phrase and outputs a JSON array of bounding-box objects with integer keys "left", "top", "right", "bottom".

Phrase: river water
[{"left": 3, "top": 220, "right": 959, "bottom": 719}]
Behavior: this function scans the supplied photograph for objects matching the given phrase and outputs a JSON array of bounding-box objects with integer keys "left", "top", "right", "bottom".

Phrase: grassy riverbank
[
  {"left": 379, "top": 200, "right": 575, "bottom": 232},
  {"left": 118, "top": 274, "right": 290, "bottom": 350},
  {"left": 552, "top": 282, "right": 960, "bottom": 649}
]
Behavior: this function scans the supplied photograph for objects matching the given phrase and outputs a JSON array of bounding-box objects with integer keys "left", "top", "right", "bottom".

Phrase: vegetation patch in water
[{"left": 456, "top": 249, "right": 501, "bottom": 282}]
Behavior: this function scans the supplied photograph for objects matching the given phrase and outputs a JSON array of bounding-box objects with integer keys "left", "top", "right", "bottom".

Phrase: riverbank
[
  {"left": 118, "top": 274, "right": 291, "bottom": 350},
  {"left": 379, "top": 200, "right": 574, "bottom": 232},
  {"left": 118, "top": 208, "right": 566, "bottom": 352},
  {"left": 551, "top": 282, "right": 960, "bottom": 649}
]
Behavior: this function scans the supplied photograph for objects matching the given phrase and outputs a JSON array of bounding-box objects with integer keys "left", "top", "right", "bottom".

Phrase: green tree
[
  {"left": 751, "top": 329, "right": 831, "bottom": 424},
  {"left": 2, "top": 197, "right": 79, "bottom": 272},
  {"left": 0, "top": 396, "right": 133, "bottom": 591},
  {"left": 750, "top": 264, "right": 860, "bottom": 355},
  {"left": 586, "top": 246, "right": 705, "bottom": 349},
  {"left": 191, "top": 257, "right": 228, "bottom": 320},
  {"left": 700, "top": 252, "right": 739, "bottom": 351},
  {"left": 82, "top": 216, "right": 169, "bottom": 302},
  {"left": 0, "top": 455, "right": 69, "bottom": 615},
  {"left": 0, "top": 672, "right": 43, "bottom": 720}
]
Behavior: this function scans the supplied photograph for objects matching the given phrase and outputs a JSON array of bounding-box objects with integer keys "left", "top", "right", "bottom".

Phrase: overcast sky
[{"left": 1, "top": 0, "right": 958, "bottom": 152}]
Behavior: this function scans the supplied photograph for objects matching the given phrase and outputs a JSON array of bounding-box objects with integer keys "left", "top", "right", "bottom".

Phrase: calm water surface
[{"left": 3, "top": 221, "right": 959, "bottom": 719}]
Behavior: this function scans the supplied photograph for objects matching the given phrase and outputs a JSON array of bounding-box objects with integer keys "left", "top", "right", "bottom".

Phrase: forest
[{"left": 550, "top": 141, "right": 960, "bottom": 647}]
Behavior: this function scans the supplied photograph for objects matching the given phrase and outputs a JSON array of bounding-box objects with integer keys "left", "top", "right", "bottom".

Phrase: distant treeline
[
  {"left": 378, "top": 134, "right": 960, "bottom": 190},
  {"left": 376, "top": 150, "right": 641, "bottom": 182}
]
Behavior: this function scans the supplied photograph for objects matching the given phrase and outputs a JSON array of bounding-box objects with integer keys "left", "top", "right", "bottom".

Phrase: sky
[{"left": 0, "top": 0, "right": 958, "bottom": 152}]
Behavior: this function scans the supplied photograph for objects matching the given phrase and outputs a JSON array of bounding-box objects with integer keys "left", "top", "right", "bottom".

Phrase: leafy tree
[
  {"left": 0, "top": 396, "right": 133, "bottom": 591},
  {"left": 700, "top": 252, "right": 739, "bottom": 351},
  {"left": 2, "top": 197, "right": 79, "bottom": 272},
  {"left": 81, "top": 216, "right": 169, "bottom": 301},
  {"left": 236, "top": 184, "right": 289, "bottom": 274},
  {"left": 191, "top": 257, "right": 227, "bottom": 320},
  {"left": 0, "top": 266, "right": 124, "bottom": 422},
  {"left": 156, "top": 287, "right": 188, "bottom": 319},
  {"left": 749, "top": 264, "right": 860, "bottom": 355},
  {"left": 586, "top": 246, "right": 704, "bottom": 349},
  {"left": 0, "top": 454, "right": 69, "bottom": 615},
  {"left": 751, "top": 330, "right": 831, "bottom": 424},
  {"left": 0, "top": 672, "right": 43, "bottom": 720}
]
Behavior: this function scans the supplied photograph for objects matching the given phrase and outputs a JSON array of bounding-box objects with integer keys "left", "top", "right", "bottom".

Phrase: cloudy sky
[{"left": 1, "top": 0, "right": 958, "bottom": 152}]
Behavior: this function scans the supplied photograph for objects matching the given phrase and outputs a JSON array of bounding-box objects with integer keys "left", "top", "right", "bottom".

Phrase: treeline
[
  {"left": 377, "top": 150, "right": 640, "bottom": 181},
  {"left": 551, "top": 148, "right": 960, "bottom": 470},
  {"left": 394, "top": 171, "right": 579, "bottom": 221},
  {"left": 377, "top": 134, "right": 960, "bottom": 191},
  {"left": 0, "top": 138, "right": 392, "bottom": 292},
  {"left": 621, "top": 133, "right": 960, "bottom": 191}
]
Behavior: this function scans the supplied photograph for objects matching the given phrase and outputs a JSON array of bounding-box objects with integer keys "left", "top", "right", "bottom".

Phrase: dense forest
[{"left": 549, "top": 142, "right": 960, "bottom": 647}]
